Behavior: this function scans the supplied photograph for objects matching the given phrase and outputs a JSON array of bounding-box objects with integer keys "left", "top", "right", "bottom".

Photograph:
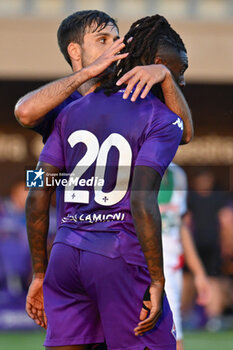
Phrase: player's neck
[{"left": 78, "top": 78, "right": 101, "bottom": 96}]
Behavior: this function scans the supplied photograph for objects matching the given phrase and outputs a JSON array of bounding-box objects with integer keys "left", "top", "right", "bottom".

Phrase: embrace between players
[{"left": 15, "top": 10, "right": 193, "bottom": 350}]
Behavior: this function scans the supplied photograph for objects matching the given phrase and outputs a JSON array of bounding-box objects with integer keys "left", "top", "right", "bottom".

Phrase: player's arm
[
  {"left": 26, "top": 161, "right": 59, "bottom": 328},
  {"left": 116, "top": 65, "right": 193, "bottom": 144},
  {"left": 161, "top": 70, "right": 193, "bottom": 144},
  {"left": 181, "top": 219, "right": 210, "bottom": 305},
  {"left": 131, "top": 166, "right": 164, "bottom": 336},
  {"left": 15, "top": 70, "right": 90, "bottom": 128},
  {"left": 14, "top": 38, "right": 128, "bottom": 127}
]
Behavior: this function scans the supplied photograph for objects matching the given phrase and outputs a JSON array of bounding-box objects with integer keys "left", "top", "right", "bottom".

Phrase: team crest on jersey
[{"left": 171, "top": 322, "right": 177, "bottom": 340}]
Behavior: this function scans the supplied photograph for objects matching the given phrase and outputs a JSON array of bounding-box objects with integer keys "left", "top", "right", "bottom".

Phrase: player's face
[
  {"left": 80, "top": 22, "right": 119, "bottom": 68},
  {"left": 156, "top": 48, "right": 188, "bottom": 88}
]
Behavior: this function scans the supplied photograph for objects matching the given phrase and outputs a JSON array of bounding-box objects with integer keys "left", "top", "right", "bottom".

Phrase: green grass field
[{"left": 0, "top": 330, "right": 233, "bottom": 350}]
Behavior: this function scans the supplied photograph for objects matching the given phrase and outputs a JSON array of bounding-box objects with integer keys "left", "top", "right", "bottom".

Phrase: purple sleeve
[
  {"left": 135, "top": 113, "right": 183, "bottom": 177},
  {"left": 32, "top": 109, "right": 58, "bottom": 144},
  {"left": 39, "top": 116, "right": 65, "bottom": 170}
]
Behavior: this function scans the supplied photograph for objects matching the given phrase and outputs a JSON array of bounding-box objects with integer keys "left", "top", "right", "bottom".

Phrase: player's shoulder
[
  {"left": 55, "top": 90, "right": 82, "bottom": 115},
  {"left": 148, "top": 93, "right": 183, "bottom": 127},
  {"left": 149, "top": 93, "right": 175, "bottom": 115},
  {"left": 56, "top": 93, "right": 84, "bottom": 122}
]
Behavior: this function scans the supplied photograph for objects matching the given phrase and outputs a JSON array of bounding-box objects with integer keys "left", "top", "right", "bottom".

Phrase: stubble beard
[{"left": 81, "top": 50, "right": 117, "bottom": 87}]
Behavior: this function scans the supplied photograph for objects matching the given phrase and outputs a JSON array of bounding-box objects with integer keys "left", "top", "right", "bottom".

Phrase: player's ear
[
  {"left": 67, "top": 42, "right": 82, "bottom": 69},
  {"left": 154, "top": 56, "right": 166, "bottom": 65}
]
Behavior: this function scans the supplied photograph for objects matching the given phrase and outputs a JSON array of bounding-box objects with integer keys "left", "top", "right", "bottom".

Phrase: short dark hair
[
  {"left": 102, "top": 14, "right": 186, "bottom": 96},
  {"left": 57, "top": 10, "right": 118, "bottom": 66}
]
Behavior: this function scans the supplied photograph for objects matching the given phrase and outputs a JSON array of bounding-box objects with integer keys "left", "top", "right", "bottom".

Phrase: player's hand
[
  {"left": 84, "top": 37, "right": 128, "bottom": 79},
  {"left": 26, "top": 276, "right": 47, "bottom": 329},
  {"left": 134, "top": 281, "right": 164, "bottom": 336},
  {"left": 194, "top": 273, "right": 211, "bottom": 306},
  {"left": 116, "top": 64, "right": 169, "bottom": 102}
]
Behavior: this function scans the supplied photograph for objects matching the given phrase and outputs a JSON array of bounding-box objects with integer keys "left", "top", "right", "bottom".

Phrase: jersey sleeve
[
  {"left": 32, "top": 108, "right": 60, "bottom": 144},
  {"left": 31, "top": 92, "right": 82, "bottom": 143},
  {"left": 39, "top": 115, "right": 65, "bottom": 170},
  {"left": 135, "top": 107, "right": 183, "bottom": 178}
]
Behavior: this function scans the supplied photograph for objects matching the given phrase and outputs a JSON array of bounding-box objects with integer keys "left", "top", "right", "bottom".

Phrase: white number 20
[{"left": 64, "top": 130, "right": 132, "bottom": 206}]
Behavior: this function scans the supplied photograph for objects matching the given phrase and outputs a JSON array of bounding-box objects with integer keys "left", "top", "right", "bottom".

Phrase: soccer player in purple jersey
[
  {"left": 15, "top": 10, "right": 192, "bottom": 145},
  {"left": 25, "top": 14, "right": 190, "bottom": 350}
]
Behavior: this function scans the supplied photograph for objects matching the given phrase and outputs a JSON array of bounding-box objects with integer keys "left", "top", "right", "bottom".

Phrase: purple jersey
[
  {"left": 39, "top": 90, "right": 183, "bottom": 266},
  {"left": 32, "top": 91, "right": 82, "bottom": 143}
]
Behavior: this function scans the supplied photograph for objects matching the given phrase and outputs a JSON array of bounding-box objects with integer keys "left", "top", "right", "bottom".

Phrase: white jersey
[{"left": 158, "top": 163, "right": 187, "bottom": 270}]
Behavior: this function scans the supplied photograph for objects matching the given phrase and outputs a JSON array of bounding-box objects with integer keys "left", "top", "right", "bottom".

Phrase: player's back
[{"left": 40, "top": 89, "right": 183, "bottom": 265}]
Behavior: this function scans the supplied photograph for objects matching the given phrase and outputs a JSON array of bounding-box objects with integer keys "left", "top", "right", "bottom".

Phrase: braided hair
[{"left": 102, "top": 15, "right": 186, "bottom": 96}]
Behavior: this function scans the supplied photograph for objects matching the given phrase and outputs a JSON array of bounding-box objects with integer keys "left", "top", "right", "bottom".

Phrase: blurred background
[{"left": 0, "top": 0, "right": 233, "bottom": 349}]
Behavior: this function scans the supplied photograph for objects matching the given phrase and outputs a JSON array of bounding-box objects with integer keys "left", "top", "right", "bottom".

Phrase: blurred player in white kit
[{"left": 159, "top": 163, "right": 210, "bottom": 350}]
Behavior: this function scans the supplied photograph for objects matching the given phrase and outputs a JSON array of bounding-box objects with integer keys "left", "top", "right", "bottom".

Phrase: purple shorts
[{"left": 43, "top": 243, "right": 176, "bottom": 349}]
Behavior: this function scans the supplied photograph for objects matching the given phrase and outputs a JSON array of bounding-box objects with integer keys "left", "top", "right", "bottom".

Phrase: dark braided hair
[{"left": 101, "top": 14, "right": 186, "bottom": 97}]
